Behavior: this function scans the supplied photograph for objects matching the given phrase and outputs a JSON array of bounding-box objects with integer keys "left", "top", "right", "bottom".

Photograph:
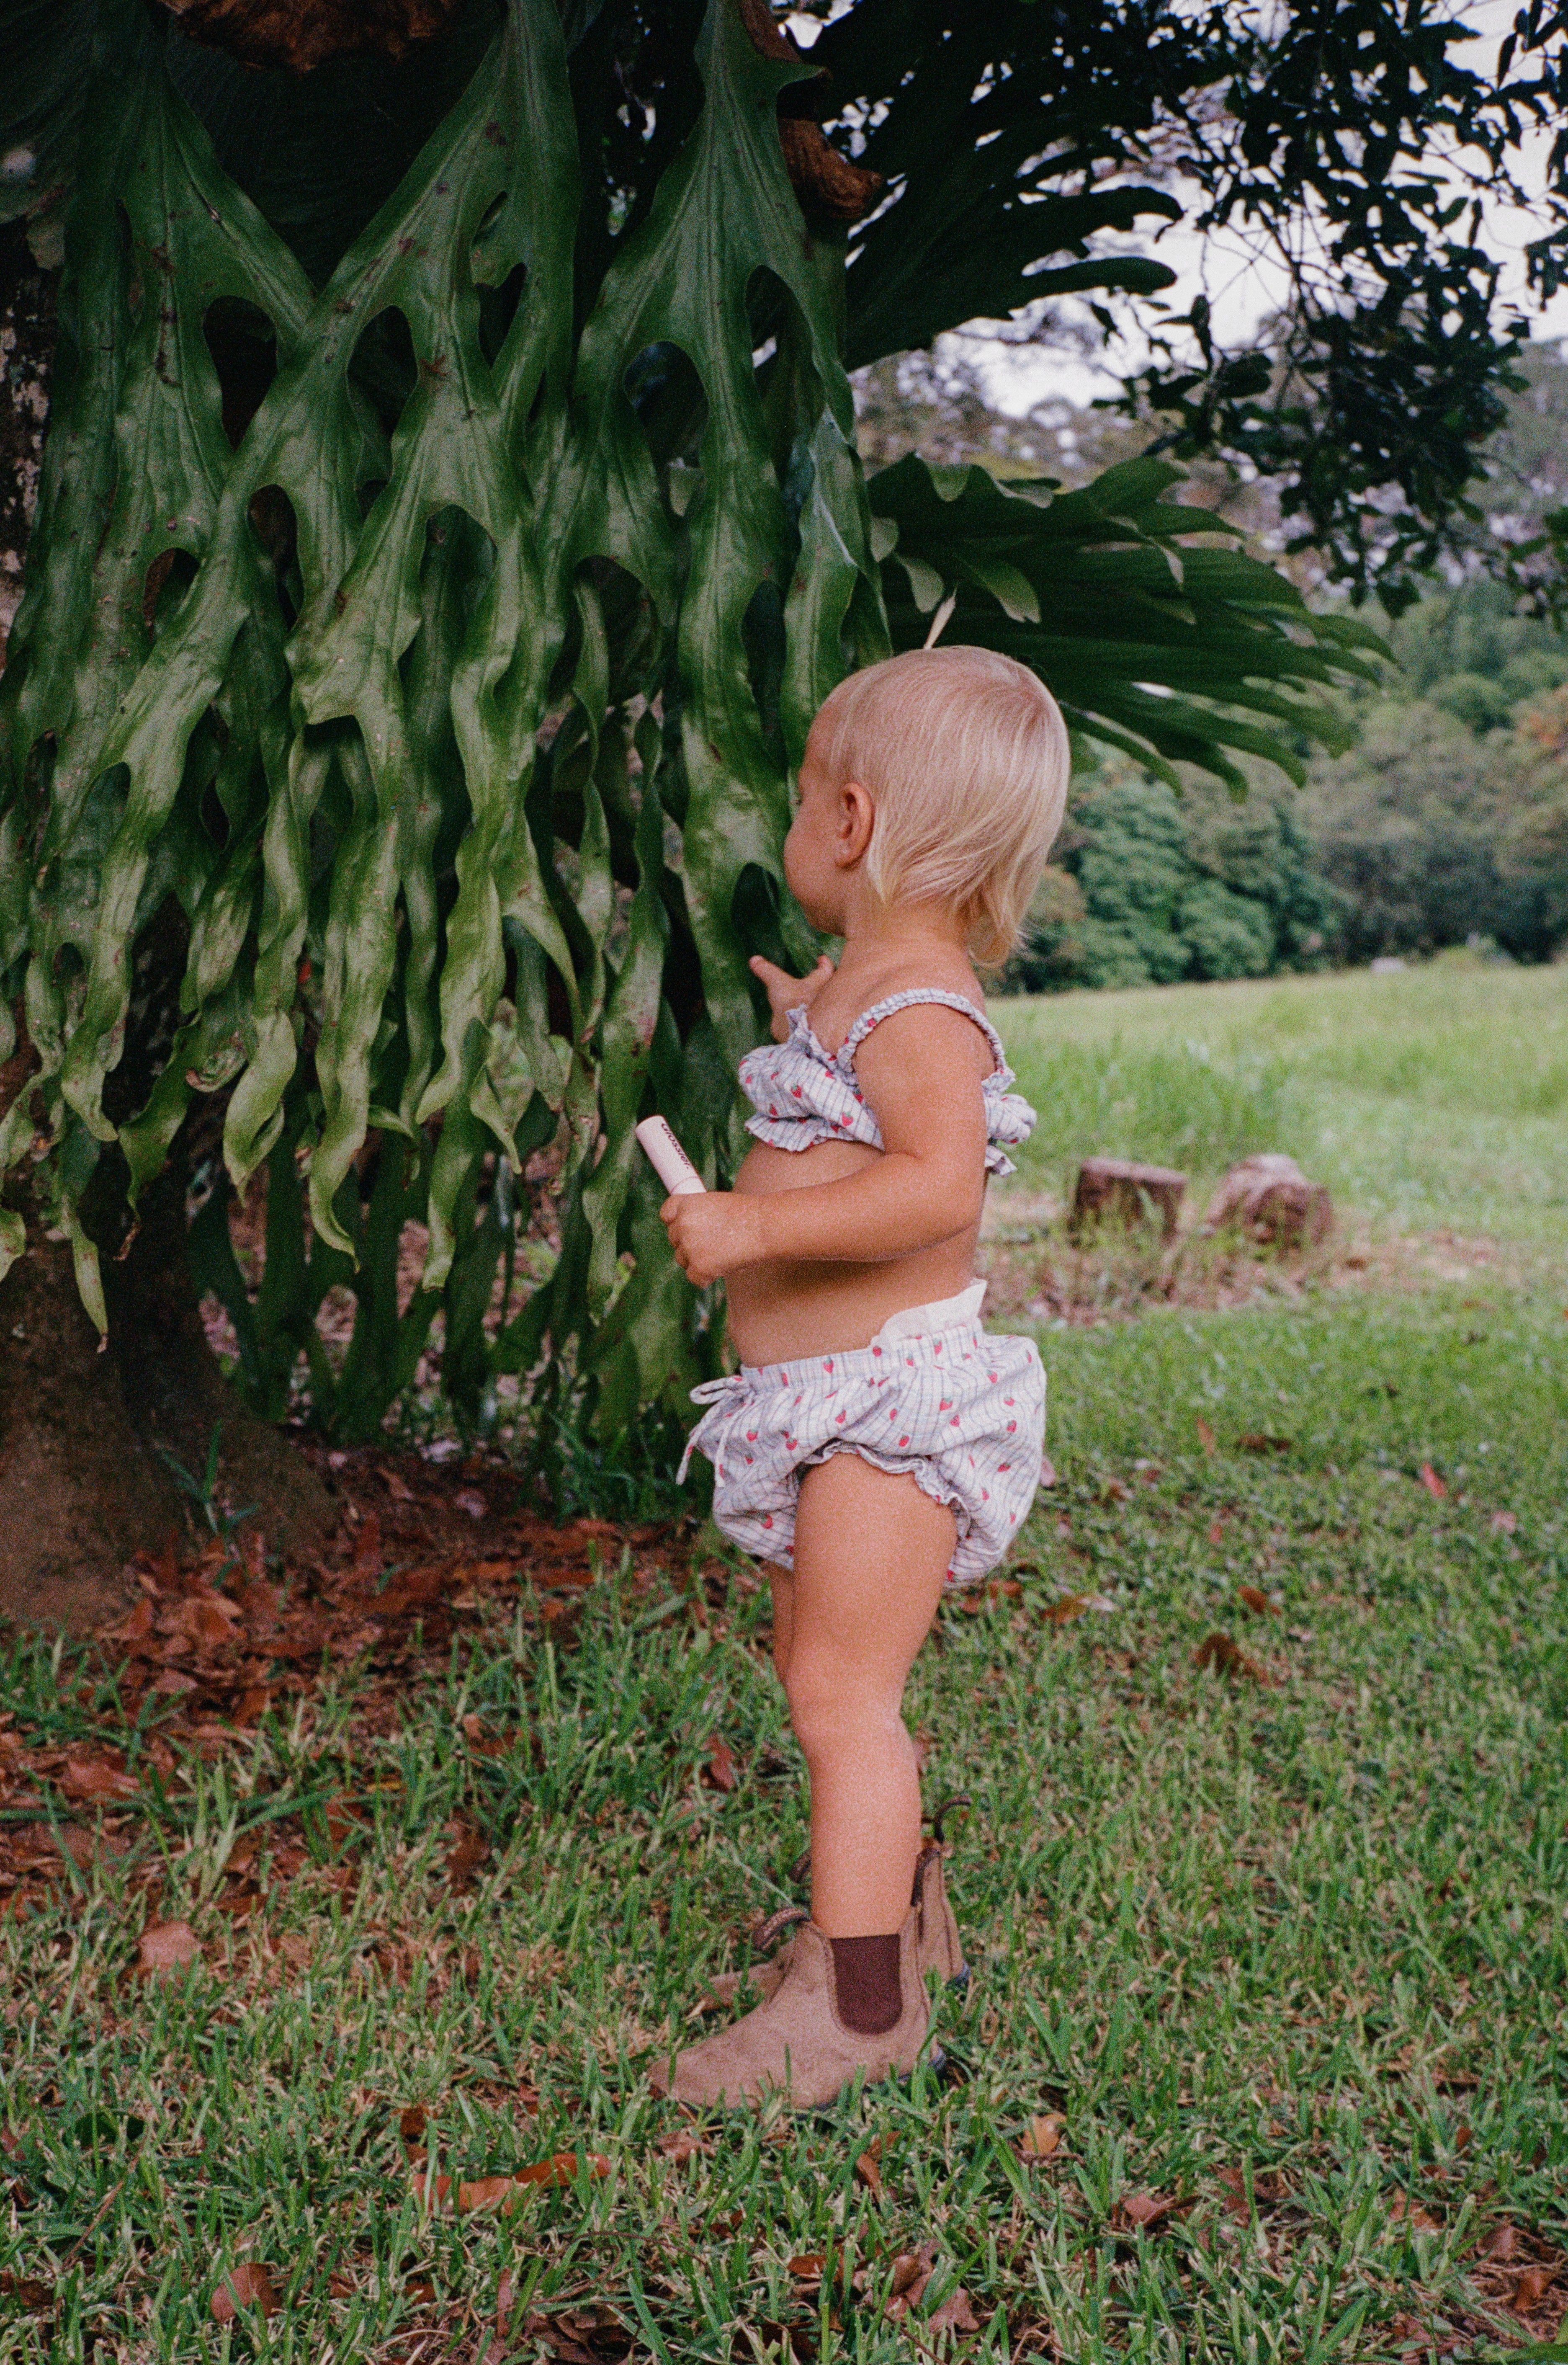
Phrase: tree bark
[
  {"left": 0, "top": 1163, "right": 336, "bottom": 1632},
  {"left": 1202, "top": 1155, "right": 1331, "bottom": 1249},
  {"left": 155, "top": 0, "right": 469, "bottom": 74},
  {"left": 1072, "top": 1156, "right": 1188, "bottom": 1242}
]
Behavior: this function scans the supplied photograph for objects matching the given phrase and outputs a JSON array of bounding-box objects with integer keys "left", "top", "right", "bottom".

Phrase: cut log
[
  {"left": 1072, "top": 1157, "right": 1188, "bottom": 1242},
  {"left": 1203, "top": 1155, "right": 1331, "bottom": 1249}
]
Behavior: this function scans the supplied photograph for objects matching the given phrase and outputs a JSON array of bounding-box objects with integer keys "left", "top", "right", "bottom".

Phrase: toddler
[{"left": 653, "top": 645, "right": 1069, "bottom": 2110}]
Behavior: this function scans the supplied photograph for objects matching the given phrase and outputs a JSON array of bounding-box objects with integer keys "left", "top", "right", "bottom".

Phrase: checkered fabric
[{"left": 738, "top": 991, "right": 1036, "bottom": 1179}]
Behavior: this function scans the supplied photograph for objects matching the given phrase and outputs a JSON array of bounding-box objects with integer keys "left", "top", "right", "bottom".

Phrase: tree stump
[
  {"left": 1202, "top": 1154, "right": 1331, "bottom": 1249},
  {"left": 1072, "top": 1157, "right": 1188, "bottom": 1242}
]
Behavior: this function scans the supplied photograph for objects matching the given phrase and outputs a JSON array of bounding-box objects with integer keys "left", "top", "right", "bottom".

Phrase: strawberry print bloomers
[{"left": 678, "top": 1320, "right": 1046, "bottom": 1587}]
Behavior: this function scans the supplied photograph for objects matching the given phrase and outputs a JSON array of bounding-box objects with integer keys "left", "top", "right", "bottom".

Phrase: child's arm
[{"left": 661, "top": 1004, "right": 989, "bottom": 1288}]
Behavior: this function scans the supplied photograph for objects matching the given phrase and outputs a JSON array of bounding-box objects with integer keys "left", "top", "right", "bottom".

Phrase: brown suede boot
[
  {"left": 653, "top": 1909, "right": 930, "bottom": 2110},
  {"left": 708, "top": 1844, "right": 966, "bottom": 2010}
]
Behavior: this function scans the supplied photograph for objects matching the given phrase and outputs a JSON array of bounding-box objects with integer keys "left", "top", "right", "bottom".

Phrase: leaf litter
[{"left": 0, "top": 1437, "right": 705, "bottom": 1927}]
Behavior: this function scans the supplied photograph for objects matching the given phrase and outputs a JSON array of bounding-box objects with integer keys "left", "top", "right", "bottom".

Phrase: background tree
[{"left": 0, "top": 0, "right": 1563, "bottom": 1617}]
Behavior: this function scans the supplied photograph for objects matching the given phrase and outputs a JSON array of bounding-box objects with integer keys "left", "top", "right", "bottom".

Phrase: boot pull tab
[
  {"left": 929, "top": 1792, "right": 973, "bottom": 1847},
  {"left": 749, "top": 1903, "right": 808, "bottom": 1959}
]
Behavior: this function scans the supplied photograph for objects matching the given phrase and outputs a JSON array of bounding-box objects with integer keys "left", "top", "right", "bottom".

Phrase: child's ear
[{"left": 835, "top": 779, "right": 875, "bottom": 867}]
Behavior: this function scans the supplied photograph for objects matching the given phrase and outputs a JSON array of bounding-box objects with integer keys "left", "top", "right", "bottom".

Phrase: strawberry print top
[{"left": 738, "top": 989, "right": 1036, "bottom": 1179}]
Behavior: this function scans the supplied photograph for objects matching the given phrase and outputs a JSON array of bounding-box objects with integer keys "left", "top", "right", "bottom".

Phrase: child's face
[{"left": 783, "top": 724, "right": 872, "bottom": 929}]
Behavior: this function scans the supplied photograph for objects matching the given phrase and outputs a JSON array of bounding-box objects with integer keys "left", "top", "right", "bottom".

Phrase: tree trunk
[
  {"left": 1, "top": 243, "right": 335, "bottom": 1633},
  {"left": 0, "top": 1165, "right": 336, "bottom": 1632}
]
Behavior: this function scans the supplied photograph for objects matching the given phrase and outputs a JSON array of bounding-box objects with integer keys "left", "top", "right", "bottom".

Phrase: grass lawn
[
  {"left": 995, "top": 960, "right": 1568, "bottom": 1253},
  {"left": 3, "top": 970, "right": 1568, "bottom": 2362}
]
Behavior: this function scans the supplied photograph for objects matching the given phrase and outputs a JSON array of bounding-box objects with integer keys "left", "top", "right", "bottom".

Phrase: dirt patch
[{"left": 978, "top": 1193, "right": 1522, "bottom": 1328}]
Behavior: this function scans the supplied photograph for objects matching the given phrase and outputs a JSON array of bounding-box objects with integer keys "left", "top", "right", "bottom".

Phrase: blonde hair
[{"left": 809, "top": 646, "right": 1071, "bottom": 965}]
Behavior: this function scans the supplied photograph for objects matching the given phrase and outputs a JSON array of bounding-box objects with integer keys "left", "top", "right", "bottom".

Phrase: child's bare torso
[{"left": 726, "top": 954, "right": 992, "bottom": 1366}]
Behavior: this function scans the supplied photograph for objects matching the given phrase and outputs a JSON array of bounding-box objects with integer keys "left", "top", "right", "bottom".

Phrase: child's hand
[
  {"left": 661, "top": 1189, "right": 764, "bottom": 1289},
  {"left": 749, "top": 953, "right": 834, "bottom": 1044}
]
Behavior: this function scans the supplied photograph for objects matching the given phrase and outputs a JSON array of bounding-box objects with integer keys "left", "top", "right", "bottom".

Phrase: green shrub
[
  {"left": 1298, "top": 691, "right": 1568, "bottom": 962},
  {"left": 1006, "top": 774, "right": 1341, "bottom": 993}
]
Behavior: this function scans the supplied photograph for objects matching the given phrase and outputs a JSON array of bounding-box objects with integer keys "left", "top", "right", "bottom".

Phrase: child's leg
[
  {"left": 766, "top": 1563, "right": 795, "bottom": 1687},
  {"left": 783, "top": 1454, "right": 952, "bottom": 1937}
]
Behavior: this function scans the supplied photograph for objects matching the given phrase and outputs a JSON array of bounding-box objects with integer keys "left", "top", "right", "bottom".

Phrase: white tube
[{"left": 635, "top": 1115, "right": 705, "bottom": 1196}]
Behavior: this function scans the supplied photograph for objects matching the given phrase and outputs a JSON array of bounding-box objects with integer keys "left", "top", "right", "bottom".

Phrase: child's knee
[{"left": 785, "top": 1653, "right": 900, "bottom": 1758}]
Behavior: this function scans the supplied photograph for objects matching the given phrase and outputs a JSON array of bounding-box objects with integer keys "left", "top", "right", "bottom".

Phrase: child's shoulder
[
  {"left": 837, "top": 966, "right": 996, "bottom": 1081},
  {"left": 858, "top": 953, "right": 986, "bottom": 1021}
]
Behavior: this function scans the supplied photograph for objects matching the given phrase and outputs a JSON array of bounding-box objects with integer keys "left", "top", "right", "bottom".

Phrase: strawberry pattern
[{"left": 679, "top": 1320, "right": 1045, "bottom": 1587}]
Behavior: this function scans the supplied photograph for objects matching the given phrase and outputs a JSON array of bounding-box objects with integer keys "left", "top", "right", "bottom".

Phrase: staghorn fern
[{"left": 0, "top": 0, "right": 1377, "bottom": 1444}]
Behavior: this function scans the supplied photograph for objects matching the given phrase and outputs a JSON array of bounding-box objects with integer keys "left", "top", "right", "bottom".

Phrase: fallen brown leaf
[
  {"left": 106, "top": 1596, "right": 156, "bottom": 1644},
  {"left": 1388, "top": 2194, "right": 1442, "bottom": 2232},
  {"left": 445, "top": 1821, "right": 490, "bottom": 1891},
  {"left": 1514, "top": 2265, "right": 1557, "bottom": 2313},
  {"left": 0, "top": 2272, "right": 52, "bottom": 2310},
  {"left": 138, "top": 1921, "right": 201, "bottom": 1978},
  {"left": 1118, "top": 2190, "right": 1177, "bottom": 2230},
  {"left": 456, "top": 2174, "right": 518, "bottom": 2213},
  {"left": 1019, "top": 2112, "right": 1065, "bottom": 2161},
  {"left": 1193, "top": 1631, "right": 1268, "bottom": 1681},
  {"left": 324, "top": 1796, "right": 363, "bottom": 1854},
  {"left": 788, "top": 2255, "right": 826, "bottom": 2279},
  {"left": 351, "top": 1512, "right": 383, "bottom": 1573},
  {"left": 854, "top": 2133, "right": 890, "bottom": 2195},
  {"left": 703, "top": 1735, "right": 741, "bottom": 1793},
  {"left": 1196, "top": 1416, "right": 1216, "bottom": 1455},
  {"left": 60, "top": 1749, "right": 139, "bottom": 1803},
  {"left": 656, "top": 2129, "right": 704, "bottom": 2165},
  {"left": 1207, "top": 1516, "right": 1227, "bottom": 1547},
  {"left": 882, "top": 2242, "right": 941, "bottom": 2324},
  {"left": 1238, "top": 1433, "right": 1292, "bottom": 1455},
  {"left": 399, "top": 2105, "right": 428, "bottom": 2148},
  {"left": 1042, "top": 1594, "right": 1090, "bottom": 1625},
  {"left": 1101, "top": 1477, "right": 1129, "bottom": 1503},
  {"left": 511, "top": 2150, "right": 610, "bottom": 2194},
  {"left": 1418, "top": 1462, "right": 1448, "bottom": 1500},
  {"left": 927, "top": 2286, "right": 980, "bottom": 2334},
  {"left": 1237, "top": 1584, "right": 1275, "bottom": 1616},
  {"left": 211, "top": 2262, "right": 279, "bottom": 2323}
]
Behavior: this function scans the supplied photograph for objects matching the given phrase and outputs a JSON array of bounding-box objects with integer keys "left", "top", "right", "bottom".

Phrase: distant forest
[{"left": 855, "top": 344, "right": 1568, "bottom": 988}]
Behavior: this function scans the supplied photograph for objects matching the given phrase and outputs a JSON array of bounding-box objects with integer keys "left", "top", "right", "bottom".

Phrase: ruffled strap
[{"left": 839, "top": 989, "right": 1009, "bottom": 1076}]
